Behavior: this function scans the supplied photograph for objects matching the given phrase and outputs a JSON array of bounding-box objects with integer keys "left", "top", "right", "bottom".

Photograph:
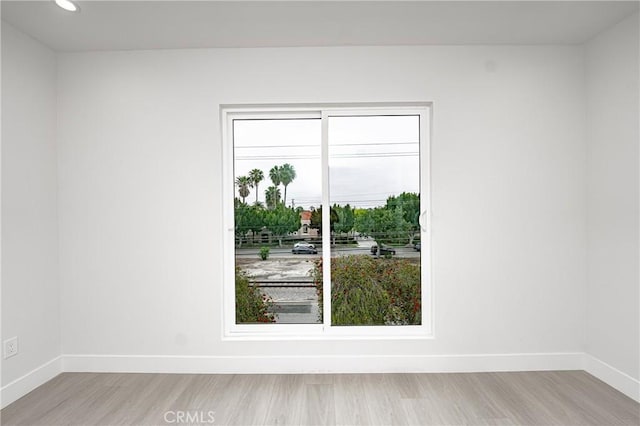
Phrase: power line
[
  {"left": 294, "top": 190, "right": 410, "bottom": 198},
  {"left": 236, "top": 152, "right": 418, "bottom": 160},
  {"left": 235, "top": 144, "right": 319, "bottom": 149},
  {"left": 331, "top": 142, "right": 418, "bottom": 147},
  {"left": 330, "top": 152, "right": 418, "bottom": 158},
  {"left": 236, "top": 155, "right": 320, "bottom": 160},
  {"left": 234, "top": 141, "right": 418, "bottom": 149}
]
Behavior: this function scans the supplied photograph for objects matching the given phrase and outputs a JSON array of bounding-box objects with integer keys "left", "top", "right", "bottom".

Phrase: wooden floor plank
[
  {"left": 333, "top": 374, "right": 373, "bottom": 426},
  {"left": 261, "top": 374, "right": 305, "bottom": 426},
  {"left": 1, "top": 371, "right": 637, "bottom": 426},
  {"left": 302, "top": 383, "right": 335, "bottom": 426}
]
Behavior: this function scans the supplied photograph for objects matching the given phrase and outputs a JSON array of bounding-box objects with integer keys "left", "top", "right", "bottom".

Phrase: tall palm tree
[
  {"left": 248, "top": 168, "right": 264, "bottom": 204},
  {"left": 280, "top": 163, "right": 296, "bottom": 207},
  {"left": 269, "top": 165, "right": 282, "bottom": 189},
  {"left": 265, "top": 186, "right": 281, "bottom": 210},
  {"left": 235, "top": 176, "right": 251, "bottom": 204}
]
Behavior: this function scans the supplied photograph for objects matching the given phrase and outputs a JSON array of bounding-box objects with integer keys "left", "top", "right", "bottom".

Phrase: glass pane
[
  {"left": 233, "top": 119, "right": 322, "bottom": 324},
  {"left": 328, "top": 115, "right": 422, "bottom": 326}
]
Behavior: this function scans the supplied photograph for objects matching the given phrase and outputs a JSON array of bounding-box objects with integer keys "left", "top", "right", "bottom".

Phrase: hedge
[
  {"left": 312, "top": 255, "right": 421, "bottom": 326},
  {"left": 235, "top": 268, "right": 276, "bottom": 323}
]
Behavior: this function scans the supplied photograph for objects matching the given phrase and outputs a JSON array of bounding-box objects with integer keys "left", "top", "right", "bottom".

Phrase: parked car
[
  {"left": 370, "top": 244, "right": 396, "bottom": 256},
  {"left": 292, "top": 242, "right": 317, "bottom": 254},
  {"left": 414, "top": 242, "right": 421, "bottom": 251}
]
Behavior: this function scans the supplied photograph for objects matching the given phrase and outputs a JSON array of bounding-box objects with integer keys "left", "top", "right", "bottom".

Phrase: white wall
[
  {"left": 57, "top": 44, "right": 587, "bottom": 362},
  {"left": 585, "top": 13, "right": 640, "bottom": 383},
  {"left": 1, "top": 22, "right": 60, "bottom": 393}
]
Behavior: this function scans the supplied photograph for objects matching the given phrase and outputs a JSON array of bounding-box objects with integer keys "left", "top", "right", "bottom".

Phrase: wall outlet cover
[{"left": 4, "top": 337, "right": 18, "bottom": 359}]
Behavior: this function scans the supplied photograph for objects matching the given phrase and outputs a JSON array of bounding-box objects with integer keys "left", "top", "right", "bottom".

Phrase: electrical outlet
[{"left": 4, "top": 337, "right": 18, "bottom": 359}]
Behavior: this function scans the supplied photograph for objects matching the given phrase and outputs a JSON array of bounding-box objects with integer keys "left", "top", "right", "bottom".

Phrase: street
[{"left": 235, "top": 245, "right": 420, "bottom": 259}]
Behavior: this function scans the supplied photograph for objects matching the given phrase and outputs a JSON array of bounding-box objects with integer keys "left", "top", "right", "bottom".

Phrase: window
[{"left": 222, "top": 104, "right": 432, "bottom": 339}]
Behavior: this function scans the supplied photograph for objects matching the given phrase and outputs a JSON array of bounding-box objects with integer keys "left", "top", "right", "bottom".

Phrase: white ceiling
[{"left": 2, "top": 1, "right": 638, "bottom": 52}]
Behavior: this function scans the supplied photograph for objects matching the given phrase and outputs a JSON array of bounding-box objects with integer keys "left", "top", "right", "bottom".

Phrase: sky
[{"left": 233, "top": 116, "right": 420, "bottom": 210}]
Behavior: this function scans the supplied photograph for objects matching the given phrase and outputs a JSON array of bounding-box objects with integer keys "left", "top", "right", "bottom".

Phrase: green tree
[
  {"left": 234, "top": 200, "right": 248, "bottom": 247},
  {"left": 309, "top": 206, "right": 338, "bottom": 237},
  {"left": 310, "top": 207, "right": 322, "bottom": 232},
  {"left": 370, "top": 207, "right": 394, "bottom": 244},
  {"left": 264, "top": 205, "right": 301, "bottom": 247},
  {"left": 235, "top": 202, "right": 265, "bottom": 247},
  {"left": 386, "top": 192, "right": 420, "bottom": 244},
  {"left": 265, "top": 186, "right": 281, "bottom": 210},
  {"left": 388, "top": 205, "right": 412, "bottom": 244},
  {"left": 248, "top": 168, "right": 264, "bottom": 205},
  {"left": 354, "top": 208, "right": 375, "bottom": 237},
  {"left": 333, "top": 204, "right": 355, "bottom": 235},
  {"left": 235, "top": 176, "right": 251, "bottom": 204},
  {"left": 354, "top": 206, "right": 407, "bottom": 249},
  {"left": 279, "top": 163, "right": 296, "bottom": 207},
  {"left": 354, "top": 207, "right": 390, "bottom": 242},
  {"left": 269, "top": 165, "right": 282, "bottom": 188}
]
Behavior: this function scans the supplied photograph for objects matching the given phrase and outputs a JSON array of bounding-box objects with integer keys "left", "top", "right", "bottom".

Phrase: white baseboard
[
  {"left": 1, "top": 356, "right": 62, "bottom": 409},
  {"left": 584, "top": 354, "right": 640, "bottom": 402},
  {"left": 63, "top": 352, "right": 584, "bottom": 375}
]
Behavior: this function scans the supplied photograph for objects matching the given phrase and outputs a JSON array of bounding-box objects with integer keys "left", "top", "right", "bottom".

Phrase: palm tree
[
  {"left": 248, "top": 168, "right": 264, "bottom": 204},
  {"left": 269, "top": 165, "right": 282, "bottom": 189},
  {"left": 235, "top": 176, "right": 251, "bottom": 204},
  {"left": 265, "top": 186, "right": 281, "bottom": 210},
  {"left": 280, "top": 163, "right": 296, "bottom": 207}
]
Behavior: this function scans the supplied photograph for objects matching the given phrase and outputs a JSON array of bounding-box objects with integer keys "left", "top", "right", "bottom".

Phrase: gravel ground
[
  {"left": 236, "top": 258, "right": 319, "bottom": 303},
  {"left": 261, "top": 287, "right": 317, "bottom": 303},
  {"left": 236, "top": 258, "right": 317, "bottom": 281}
]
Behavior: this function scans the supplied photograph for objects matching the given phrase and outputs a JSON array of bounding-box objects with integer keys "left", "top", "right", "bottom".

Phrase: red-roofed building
[{"left": 297, "top": 210, "right": 318, "bottom": 237}]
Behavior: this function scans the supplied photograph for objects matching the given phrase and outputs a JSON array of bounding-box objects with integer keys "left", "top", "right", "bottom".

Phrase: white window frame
[{"left": 221, "top": 103, "right": 433, "bottom": 340}]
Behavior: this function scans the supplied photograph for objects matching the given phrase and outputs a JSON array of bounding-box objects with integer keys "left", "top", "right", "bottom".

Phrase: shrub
[
  {"left": 312, "top": 255, "right": 421, "bottom": 325},
  {"left": 331, "top": 256, "right": 390, "bottom": 325},
  {"left": 376, "top": 258, "right": 421, "bottom": 325},
  {"left": 259, "top": 246, "right": 270, "bottom": 260},
  {"left": 235, "top": 268, "right": 276, "bottom": 323},
  {"left": 311, "top": 258, "right": 324, "bottom": 323}
]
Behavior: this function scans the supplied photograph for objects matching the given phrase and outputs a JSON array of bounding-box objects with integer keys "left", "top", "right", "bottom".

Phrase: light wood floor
[{"left": 1, "top": 371, "right": 638, "bottom": 425}]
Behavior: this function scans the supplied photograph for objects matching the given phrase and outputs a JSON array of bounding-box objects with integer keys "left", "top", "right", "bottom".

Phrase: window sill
[{"left": 223, "top": 325, "right": 434, "bottom": 341}]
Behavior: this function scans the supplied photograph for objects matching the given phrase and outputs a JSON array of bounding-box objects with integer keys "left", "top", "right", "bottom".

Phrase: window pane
[
  {"left": 233, "top": 119, "right": 322, "bottom": 324},
  {"left": 328, "top": 115, "right": 422, "bottom": 326}
]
